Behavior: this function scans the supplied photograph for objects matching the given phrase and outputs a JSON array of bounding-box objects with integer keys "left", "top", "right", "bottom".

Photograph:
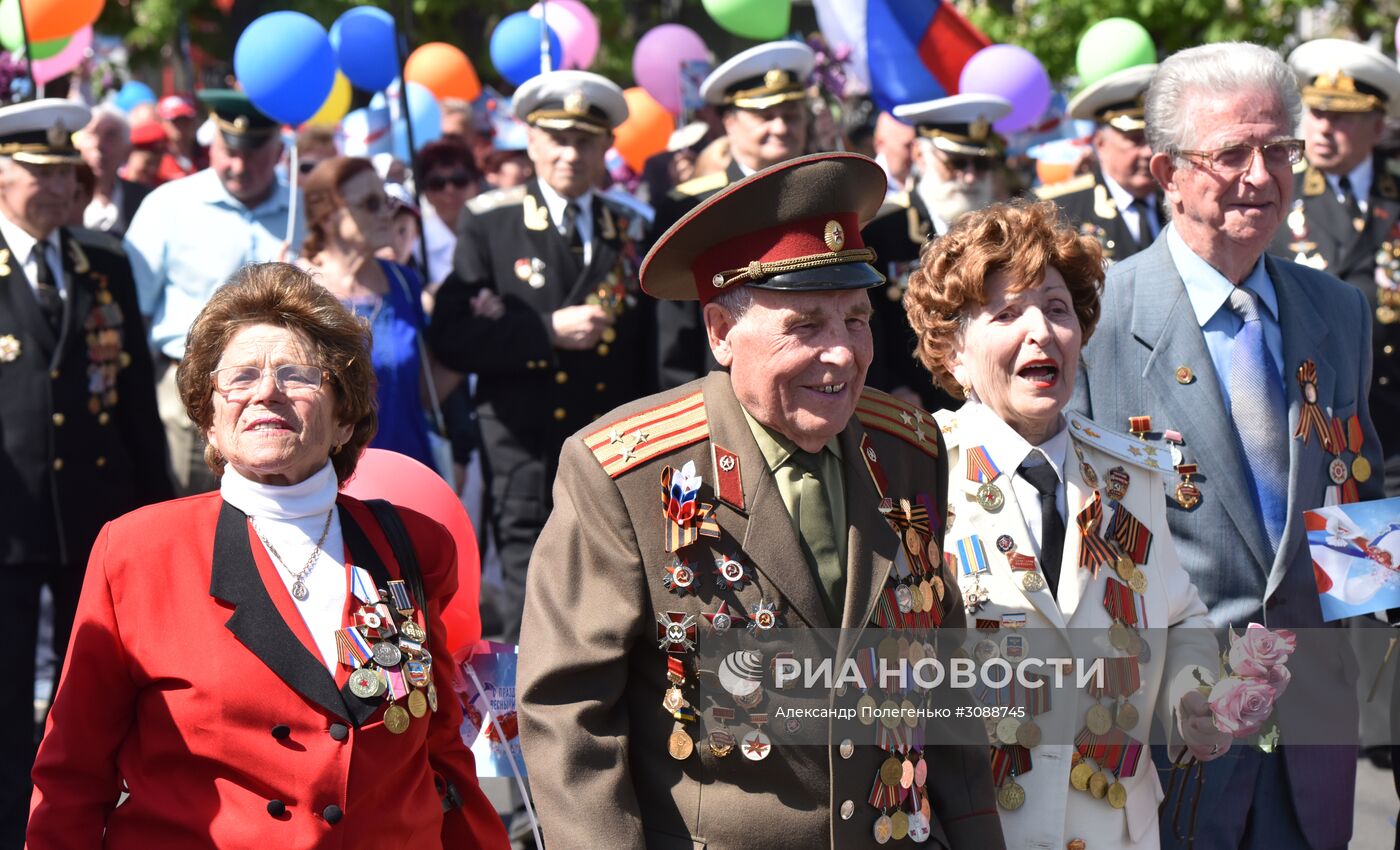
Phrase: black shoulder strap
[{"left": 365, "top": 499, "right": 428, "bottom": 615}]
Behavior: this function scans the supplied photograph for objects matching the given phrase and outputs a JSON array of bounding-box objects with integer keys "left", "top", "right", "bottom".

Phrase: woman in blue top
[{"left": 298, "top": 157, "right": 447, "bottom": 470}]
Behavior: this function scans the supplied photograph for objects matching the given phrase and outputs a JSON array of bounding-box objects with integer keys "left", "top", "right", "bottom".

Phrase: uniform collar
[
  {"left": 958, "top": 400, "right": 1068, "bottom": 483},
  {"left": 1323, "top": 156, "right": 1373, "bottom": 204},
  {"left": 740, "top": 405, "right": 842, "bottom": 471},
  {"left": 1101, "top": 170, "right": 1155, "bottom": 214},
  {"left": 0, "top": 211, "right": 58, "bottom": 265},
  {"left": 535, "top": 177, "right": 594, "bottom": 230},
  {"left": 1166, "top": 223, "right": 1278, "bottom": 327}
]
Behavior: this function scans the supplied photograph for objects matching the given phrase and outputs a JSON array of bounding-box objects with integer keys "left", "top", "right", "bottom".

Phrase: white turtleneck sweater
[{"left": 220, "top": 461, "right": 347, "bottom": 671}]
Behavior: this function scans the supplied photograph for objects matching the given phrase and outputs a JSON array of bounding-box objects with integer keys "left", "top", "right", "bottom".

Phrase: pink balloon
[
  {"left": 530, "top": 0, "right": 599, "bottom": 71},
  {"left": 633, "top": 24, "right": 709, "bottom": 116},
  {"left": 32, "top": 24, "right": 91, "bottom": 86},
  {"left": 342, "top": 448, "right": 482, "bottom": 652}
]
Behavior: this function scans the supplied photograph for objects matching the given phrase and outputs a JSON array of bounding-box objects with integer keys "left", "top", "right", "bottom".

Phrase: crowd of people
[{"left": 0, "top": 22, "right": 1397, "bottom": 850}]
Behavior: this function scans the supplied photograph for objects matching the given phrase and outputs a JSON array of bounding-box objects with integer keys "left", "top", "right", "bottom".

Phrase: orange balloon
[
  {"left": 0, "top": 0, "right": 102, "bottom": 44},
  {"left": 404, "top": 42, "right": 481, "bottom": 103},
  {"left": 613, "top": 87, "right": 672, "bottom": 173}
]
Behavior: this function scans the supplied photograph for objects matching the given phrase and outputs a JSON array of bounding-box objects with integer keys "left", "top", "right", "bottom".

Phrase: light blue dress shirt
[
  {"left": 125, "top": 168, "right": 305, "bottom": 359},
  {"left": 1166, "top": 224, "right": 1284, "bottom": 418}
]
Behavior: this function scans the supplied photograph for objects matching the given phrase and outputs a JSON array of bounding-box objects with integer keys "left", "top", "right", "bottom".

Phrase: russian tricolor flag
[{"left": 815, "top": 0, "right": 991, "bottom": 113}]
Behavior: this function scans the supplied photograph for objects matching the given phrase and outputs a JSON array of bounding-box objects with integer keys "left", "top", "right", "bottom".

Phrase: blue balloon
[
  {"left": 114, "top": 81, "right": 156, "bottom": 113},
  {"left": 490, "top": 11, "right": 563, "bottom": 87},
  {"left": 392, "top": 82, "right": 442, "bottom": 161},
  {"left": 330, "top": 7, "right": 399, "bottom": 93},
  {"left": 234, "top": 11, "right": 336, "bottom": 126}
]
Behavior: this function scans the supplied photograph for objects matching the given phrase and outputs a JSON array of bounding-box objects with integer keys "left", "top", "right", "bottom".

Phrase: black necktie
[
  {"left": 1128, "top": 198, "right": 1154, "bottom": 247},
  {"left": 32, "top": 243, "right": 61, "bottom": 334},
  {"left": 562, "top": 201, "right": 584, "bottom": 264},
  {"left": 1019, "top": 458, "right": 1064, "bottom": 600},
  {"left": 1339, "top": 175, "right": 1364, "bottom": 232}
]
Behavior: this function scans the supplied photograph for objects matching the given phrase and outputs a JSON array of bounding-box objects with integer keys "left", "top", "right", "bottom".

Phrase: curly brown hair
[
  {"left": 177, "top": 262, "right": 378, "bottom": 483},
  {"left": 903, "top": 200, "right": 1104, "bottom": 396}
]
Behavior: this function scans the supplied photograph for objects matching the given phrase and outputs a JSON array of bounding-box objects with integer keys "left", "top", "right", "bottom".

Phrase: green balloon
[
  {"left": 26, "top": 34, "right": 71, "bottom": 61},
  {"left": 1076, "top": 18, "right": 1156, "bottom": 87},
  {"left": 0, "top": 0, "right": 23, "bottom": 53},
  {"left": 701, "top": 0, "right": 791, "bottom": 41}
]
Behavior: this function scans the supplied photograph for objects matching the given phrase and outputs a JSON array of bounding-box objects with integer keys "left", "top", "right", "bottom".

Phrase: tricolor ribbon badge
[{"left": 660, "top": 461, "right": 721, "bottom": 552}]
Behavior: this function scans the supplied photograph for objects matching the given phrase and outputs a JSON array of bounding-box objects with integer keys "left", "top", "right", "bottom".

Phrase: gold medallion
[
  {"left": 1114, "top": 554, "right": 1136, "bottom": 582},
  {"left": 1022, "top": 572, "right": 1046, "bottom": 593},
  {"left": 383, "top": 703, "right": 411, "bottom": 734},
  {"left": 1086, "top": 704, "right": 1113, "bottom": 736},
  {"left": 668, "top": 729, "right": 694, "bottom": 760},
  {"left": 1127, "top": 569, "right": 1149, "bottom": 595},
  {"left": 708, "top": 730, "right": 735, "bottom": 757},
  {"left": 880, "top": 755, "right": 904, "bottom": 788},
  {"left": 1108, "top": 621, "right": 1132, "bottom": 651},
  {"left": 977, "top": 482, "right": 1005, "bottom": 512},
  {"left": 857, "top": 694, "right": 878, "bottom": 725},
  {"left": 1070, "top": 761, "right": 1094, "bottom": 791},
  {"left": 407, "top": 689, "right": 428, "bottom": 718},
  {"left": 1088, "top": 770, "right": 1110, "bottom": 799},
  {"left": 1016, "top": 719, "right": 1042, "bottom": 748},
  {"left": 1353, "top": 455, "right": 1372, "bottom": 483},
  {"left": 1107, "top": 781, "right": 1128, "bottom": 809},
  {"left": 1116, "top": 701, "right": 1140, "bottom": 731},
  {"left": 995, "top": 717, "right": 1021, "bottom": 745},
  {"left": 997, "top": 778, "right": 1026, "bottom": 811},
  {"left": 890, "top": 810, "right": 910, "bottom": 840}
]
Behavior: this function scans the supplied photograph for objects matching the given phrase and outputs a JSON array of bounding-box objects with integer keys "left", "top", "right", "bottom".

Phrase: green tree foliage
[{"left": 961, "top": 0, "right": 1398, "bottom": 87}]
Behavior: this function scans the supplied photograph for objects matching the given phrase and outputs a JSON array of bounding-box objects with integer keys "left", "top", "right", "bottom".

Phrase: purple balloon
[
  {"left": 958, "top": 44, "right": 1052, "bottom": 135},
  {"left": 633, "top": 24, "right": 709, "bottom": 116}
]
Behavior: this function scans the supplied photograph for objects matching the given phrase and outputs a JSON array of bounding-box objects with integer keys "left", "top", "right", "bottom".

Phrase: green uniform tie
[{"left": 793, "top": 449, "right": 844, "bottom": 624}]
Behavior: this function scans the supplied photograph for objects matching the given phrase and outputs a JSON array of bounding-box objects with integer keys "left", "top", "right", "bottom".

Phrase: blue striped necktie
[{"left": 1227, "top": 285, "right": 1289, "bottom": 547}]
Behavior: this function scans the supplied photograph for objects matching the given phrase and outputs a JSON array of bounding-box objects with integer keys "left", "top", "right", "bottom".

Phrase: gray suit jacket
[{"left": 1071, "top": 234, "right": 1382, "bottom": 848}]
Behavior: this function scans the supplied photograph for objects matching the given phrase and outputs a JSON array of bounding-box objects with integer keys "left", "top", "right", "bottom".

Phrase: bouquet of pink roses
[{"left": 1206, "top": 623, "right": 1296, "bottom": 746}]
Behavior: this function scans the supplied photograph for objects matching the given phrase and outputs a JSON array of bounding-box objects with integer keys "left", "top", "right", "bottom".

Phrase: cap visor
[{"left": 749, "top": 262, "right": 887, "bottom": 293}]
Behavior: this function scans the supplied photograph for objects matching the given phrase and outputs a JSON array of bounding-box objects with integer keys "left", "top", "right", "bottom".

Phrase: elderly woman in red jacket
[{"left": 28, "top": 263, "right": 509, "bottom": 849}]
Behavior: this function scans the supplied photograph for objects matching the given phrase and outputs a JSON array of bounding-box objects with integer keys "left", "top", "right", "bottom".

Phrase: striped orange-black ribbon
[
  {"left": 1293, "top": 361, "right": 1334, "bottom": 451},
  {"left": 1077, "top": 492, "right": 1116, "bottom": 577},
  {"left": 1106, "top": 505, "right": 1153, "bottom": 565}
]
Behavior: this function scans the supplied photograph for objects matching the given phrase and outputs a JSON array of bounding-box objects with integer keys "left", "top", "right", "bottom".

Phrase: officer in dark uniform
[
  {"left": 428, "top": 71, "right": 654, "bottom": 641},
  {"left": 1268, "top": 39, "right": 1400, "bottom": 492},
  {"left": 652, "top": 41, "right": 815, "bottom": 390},
  {"left": 1037, "top": 63, "right": 1163, "bottom": 263},
  {"left": 0, "top": 98, "right": 171, "bottom": 847},
  {"left": 862, "top": 94, "right": 1015, "bottom": 412}
]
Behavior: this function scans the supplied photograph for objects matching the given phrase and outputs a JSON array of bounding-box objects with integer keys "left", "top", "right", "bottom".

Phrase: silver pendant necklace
[{"left": 252, "top": 509, "right": 334, "bottom": 601}]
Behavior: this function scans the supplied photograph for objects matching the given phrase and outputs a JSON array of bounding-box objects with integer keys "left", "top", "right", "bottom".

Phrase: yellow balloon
[{"left": 304, "top": 72, "right": 352, "bottom": 128}]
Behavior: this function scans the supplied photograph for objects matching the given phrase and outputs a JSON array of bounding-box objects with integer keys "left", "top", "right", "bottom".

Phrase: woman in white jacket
[{"left": 903, "top": 200, "right": 1230, "bottom": 849}]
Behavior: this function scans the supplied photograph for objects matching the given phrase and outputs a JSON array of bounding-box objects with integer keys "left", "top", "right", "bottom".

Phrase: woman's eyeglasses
[
  {"left": 211, "top": 364, "right": 325, "bottom": 397},
  {"left": 424, "top": 171, "right": 472, "bottom": 191}
]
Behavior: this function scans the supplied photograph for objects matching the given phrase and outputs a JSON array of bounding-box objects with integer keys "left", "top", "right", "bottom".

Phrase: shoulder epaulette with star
[
  {"left": 585, "top": 390, "right": 709, "bottom": 478},
  {"left": 1034, "top": 172, "right": 1095, "bottom": 201},
  {"left": 1064, "top": 411, "right": 1170, "bottom": 473},
  {"left": 855, "top": 388, "right": 939, "bottom": 458},
  {"left": 670, "top": 171, "right": 729, "bottom": 200},
  {"left": 466, "top": 185, "right": 527, "bottom": 215}
]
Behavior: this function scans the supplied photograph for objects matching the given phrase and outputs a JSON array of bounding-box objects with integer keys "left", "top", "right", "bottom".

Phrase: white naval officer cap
[
  {"left": 513, "top": 70, "right": 628, "bottom": 134},
  {"left": 1067, "top": 64, "right": 1158, "bottom": 132},
  {"left": 892, "top": 93, "right": 1012, "bottom": 159},
  {"left": 1289, "top": 38, "right": 1400, "bottom": 118},
  {"left": 0, "top": 98, "right": 90, "bottom": 165},
  {"left": 700, "top": 41, "right": 815, "bottom": 109}
]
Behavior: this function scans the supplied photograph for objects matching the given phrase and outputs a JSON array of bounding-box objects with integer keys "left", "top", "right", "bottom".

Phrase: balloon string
[
  {"left": 539, "top": 0, "right": 551, "bottom": 74},
  {"left": 286, "top": 142, "right": 300, "bottom": 262}
]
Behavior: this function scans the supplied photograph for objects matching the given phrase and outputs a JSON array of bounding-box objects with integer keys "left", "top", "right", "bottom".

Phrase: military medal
[
  {"left": 1107, "top": 780, "right": 1128, "bottom": 809},
  {"left": 668, "top": 728, "right": 694, "bottom": 760},
  {"left": 1116, "top": 701, "right": 1140, "bottom": 731},
  {"left": 713, "top": 556, "right": 752, "bottom": 590},
  {"left": 399, "top": 619, "right": 427, "bottom": 643},
  {"left": 708, "top": 729, "right": 736, "bottom": 758},
  {"left": 995, "top": 535, "right": 1015, "bottom": 553},
  {"left": 663, "top": 557, "right": 699, "bottom": 595},
  {"left": 890, "top": 810, "right": 910, "bottom": 840},
  {"left": 1074, "top": 443, "right": 1100, "bottom": 488},
  {"left": 656, "top": 612, "right": 698, "bottom": 653},
  {"left": 747, "top": 599, "right": 781, "bottom": 634},
  {"left": 879, "top": 755, "right": 904, "bottom": 787},
  {"left": 965, "top": 446, "right": 1005, "bottom": 512},
  {"left": 407, "top": 688, "right": 428, "bottom": 718},
  {"left": 349, "top": 667, "right": 385, "bottom": 698},
  {"left": 895, "top": 583, "right": 914, "bottom": 613},
  {"left": 1086, "top": 704, "right": 1113, "bottom": 736},
  {"left": 1127, "top": 416, "right": 1152, "bottom": 439},
  {"left": 1344, "top": 414, "right": 1371, "bottom": 483},
  {"left": 1293, "top": 360, "right": 1333, "bottom": 449},
  {"left": 995, "top": 717, "right": 1021, "bottom": 746},
  {"left": 997, "top": 777, "right": 1026, "bottom": 811},
  {"left": 1174, "top": 463, "right": 1201, "bottom": 509},
  {"left": 426, "top": 681, "right": 439, "bottom": 712},
  {"left": 1105, "top": 466, "right": 1130, "bottom": 502},
  {"left": 1088, "top": 769, "right": 1110, "bottom": 799},
  {"left": 1070, "top": 758, "right": 1093, "bottom": 791},
  {"left": 872, "top": 813, "right": 893, "bottom": 844},
  {"left": 383, "top": 703, "right": 410, "bottom": 734},
  {"left": 907, "top": 811, "right": 931, "bottom": 843},
  {"left": 703, "top": 601, "right": 743, "bottom": 634},
  {"left": 372, "top": 641, "right": 403, "bottom": 668},
  {"left": 1016, "top": 720, "right": 1042, "bottom": 748},
  {"left": 741, "top": 717, "right": 772, "bottom": 761}
]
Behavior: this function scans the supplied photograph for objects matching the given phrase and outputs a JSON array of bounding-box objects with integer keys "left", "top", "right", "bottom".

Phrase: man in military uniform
[
  {"left": 653, "top": 41, "right": 815, "bottom": 389},
  {"left": 518, "top": 152, "right": 1002, "bottom": 849},
  {"left": 0, "top": 99, "right": 172, "bottom": 847},
  {"left": 1038, "top": 64, "right": 1163, "bottom": 263},
  {"left": 428, "top": 71, "right": 654, "bottom": 641},
  {"left": 862, "top": 94, "right": 1015, "bottom": 412},
  {"left": 1269, "top": 38, "right": 1400, "bottom": 493},
  {"left": 126, "top": 90, "right": 303, "bottom": 496}
]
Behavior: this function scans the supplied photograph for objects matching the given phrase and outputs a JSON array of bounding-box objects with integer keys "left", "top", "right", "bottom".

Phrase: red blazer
[{"left": 28, "top": 492, "right": 510, "bottom": 850}]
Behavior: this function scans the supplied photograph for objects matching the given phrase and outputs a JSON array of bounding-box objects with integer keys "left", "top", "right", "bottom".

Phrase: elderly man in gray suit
[{"left": 1073, "top": 43, "right": 1383, "bottom": 850}]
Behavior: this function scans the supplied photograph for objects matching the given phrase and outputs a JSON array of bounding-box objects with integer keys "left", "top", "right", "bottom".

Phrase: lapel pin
[{"left": 1175, "top": 365, "right": 1193, "bottom": 384}]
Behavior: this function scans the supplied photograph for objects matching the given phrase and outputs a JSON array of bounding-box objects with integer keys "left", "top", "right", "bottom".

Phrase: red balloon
[{"left": 341, "top": 448, "right": 482, "bottom": 654}]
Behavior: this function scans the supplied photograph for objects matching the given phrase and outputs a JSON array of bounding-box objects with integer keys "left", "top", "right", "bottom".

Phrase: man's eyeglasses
[
  {"left": 424, "top": 171, "right": 472, "bottom": 191},
  {"left": 1176, "top": 139, "right": 1305, "bottom": 176},
  {"left": 211, "top": 364, "right": 326, "bottom": 397}
]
